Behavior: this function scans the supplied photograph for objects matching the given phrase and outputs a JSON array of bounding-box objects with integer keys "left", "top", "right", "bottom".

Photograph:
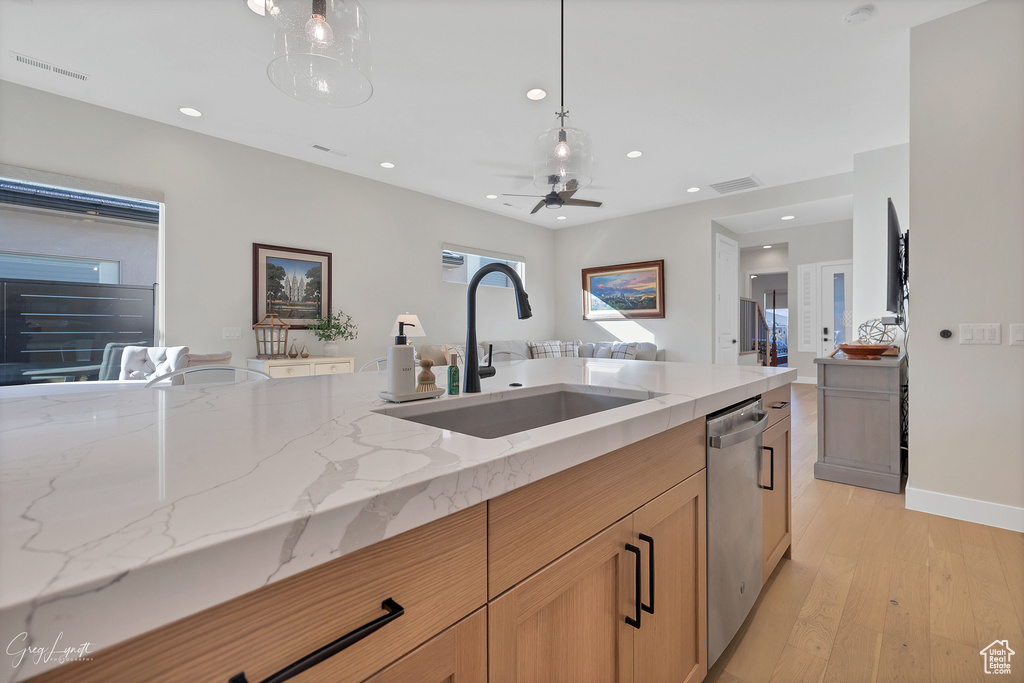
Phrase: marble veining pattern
[{"left": 0, "top": 357, "right": 794, "bottom": 681}]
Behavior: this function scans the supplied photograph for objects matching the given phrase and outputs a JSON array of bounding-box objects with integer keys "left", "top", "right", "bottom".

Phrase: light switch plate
[
  {"left": 1010, "top": 324, "right": 1024, "bottom": 346},
  {"left": 959, "top": 323, "right": 1001, "bottom": 345},
  {"left": 222, "top": 327, "right": 242, "bottom": 340}
]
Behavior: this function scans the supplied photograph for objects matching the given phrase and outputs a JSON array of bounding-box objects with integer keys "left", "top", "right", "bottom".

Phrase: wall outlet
[
  {"left": 959, "top": 323, "right": 1001, "bottom": 345},
  {"left": 222, "top": 327, "right": 242, "bottom": 340},
  {"left": 1010, "top": 324, "right": 1024, "bottom": 346}
]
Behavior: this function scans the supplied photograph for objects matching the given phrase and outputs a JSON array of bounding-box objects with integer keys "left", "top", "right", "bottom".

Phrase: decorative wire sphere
[
  {"left": 858, "top": 319, "right": 897, "bottom": 344},
  {"left": 266, "top": 0, "right": 373, "bottom": 107}
]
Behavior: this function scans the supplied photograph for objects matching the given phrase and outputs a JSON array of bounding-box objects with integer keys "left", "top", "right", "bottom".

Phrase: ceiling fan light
[
  {"left": 534, "top": 115, "right": 592, "bottom": 191},
  {"left": 267, "top": 0, "right": 372, "bottom": 107}
]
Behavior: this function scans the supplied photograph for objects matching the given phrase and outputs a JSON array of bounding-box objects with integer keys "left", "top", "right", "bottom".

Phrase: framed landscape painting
[
  {"left": 582, "top": 260, "right": 665, "bottom": 320},
  {"left": 253, "top": 243, "right": 331, "bottom": 329}
]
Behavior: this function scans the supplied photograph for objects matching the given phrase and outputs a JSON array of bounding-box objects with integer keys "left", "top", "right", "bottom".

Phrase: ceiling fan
[{"left": 504, "top": 177, "right": 603, "bottom": 215}]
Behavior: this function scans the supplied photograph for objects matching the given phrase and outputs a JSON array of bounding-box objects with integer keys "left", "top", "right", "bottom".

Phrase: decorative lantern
[{"left": 254, "top": 311, "right": 289, "bottom": 359}]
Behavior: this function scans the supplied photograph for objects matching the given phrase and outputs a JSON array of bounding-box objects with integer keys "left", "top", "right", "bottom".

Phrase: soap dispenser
[{"left": 387, "top": 321, "right": 416, "bottom": 396}]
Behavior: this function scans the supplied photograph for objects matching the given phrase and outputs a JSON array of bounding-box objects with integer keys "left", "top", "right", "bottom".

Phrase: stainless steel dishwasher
[{"left": 706, "top": 397, "right": 770, "bottom": 667}]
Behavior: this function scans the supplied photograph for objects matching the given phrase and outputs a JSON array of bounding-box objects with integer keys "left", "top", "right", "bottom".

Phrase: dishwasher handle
[{"left": 708, "top": 410, "right": 769, "bottom": 449}]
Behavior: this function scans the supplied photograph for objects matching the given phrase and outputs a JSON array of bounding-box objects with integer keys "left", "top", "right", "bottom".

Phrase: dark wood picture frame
[
  {"left": 582, "top": 259, "right": 665, "bottom": 320},
  {"left": 252, "top": 243, "right": 331, "bottom": 329}
]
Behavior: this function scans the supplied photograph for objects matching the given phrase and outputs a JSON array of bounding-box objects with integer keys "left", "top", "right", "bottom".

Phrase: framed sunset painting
[{"left": 582, "top": 260, "right": 665, "bottom": 320}]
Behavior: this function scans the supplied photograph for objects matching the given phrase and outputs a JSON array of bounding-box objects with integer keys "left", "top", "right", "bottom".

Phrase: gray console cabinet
[{"left": 813, "top": 353, "right": 906, "bottom": 493}]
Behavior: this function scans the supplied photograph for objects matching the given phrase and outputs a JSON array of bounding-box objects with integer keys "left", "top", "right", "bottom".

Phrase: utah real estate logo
[{"left": 980, "top": 640, "right": 1015, "bottom": 675}]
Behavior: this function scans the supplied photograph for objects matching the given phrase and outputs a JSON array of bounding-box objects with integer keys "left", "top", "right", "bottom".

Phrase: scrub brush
[{"left": 415, "top": 359, "right": 438, "bottom": 392}]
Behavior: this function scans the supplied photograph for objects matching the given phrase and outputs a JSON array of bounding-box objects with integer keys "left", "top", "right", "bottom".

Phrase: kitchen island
[{"left": 0, "top": 358, "right": 794, "bottom": 681}]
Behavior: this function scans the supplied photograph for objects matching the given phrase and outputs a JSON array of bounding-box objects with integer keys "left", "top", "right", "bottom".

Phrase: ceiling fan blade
[
  {"left": 563, "top": 179, "right": 579, "bottom": 193},
  {"left": 503, "top": 193, "right": 545, "bottom": 198},
  {"left": 558, "top": 187, "right": 578, "bottom": 201},
  {"left": 530, "top": 200, "right": 546, "bottom": 214},
  {"left": 563, "top": 199, "right": 603, "bottom": 208}
]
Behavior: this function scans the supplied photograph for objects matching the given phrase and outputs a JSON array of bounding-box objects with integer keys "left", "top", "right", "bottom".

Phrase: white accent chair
[{"left": 119, "top": 346, "right": 190, "bottom": 383}]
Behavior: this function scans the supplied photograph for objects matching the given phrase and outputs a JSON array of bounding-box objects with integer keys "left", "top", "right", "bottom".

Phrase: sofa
[{"left": 417, "top": 339, "right": 664, "bottom": 366}]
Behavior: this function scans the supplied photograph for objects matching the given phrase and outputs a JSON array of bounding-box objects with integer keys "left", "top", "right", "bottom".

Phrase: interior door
[
  {"left": 715, "top": 233, "right": 739, "bottom": 364},
  {"left": 819, "top": 261, "right": 853, "bottom": 357}
]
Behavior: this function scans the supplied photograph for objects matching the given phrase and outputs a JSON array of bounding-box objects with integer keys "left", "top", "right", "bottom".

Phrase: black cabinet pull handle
[
  {"left": 639, "top": 533, "right": 655, "bottom": 615},
  {"left": 771, "top": 401, "right": 790, "bottom": 409},
  {"left": 758, "top": 446, "right": 775, "bottom": 491},
  {"left": 625, "top": 543, "right": 642, "bottom": 629},
  {"left": 229, "top": 598, "right": 404, "bottom": 683}
]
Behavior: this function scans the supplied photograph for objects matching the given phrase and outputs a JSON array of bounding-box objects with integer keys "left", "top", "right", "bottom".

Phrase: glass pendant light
[
  {"left": 267, "top": 0, "right": 372, "bottom": 107},
  {"left": 534, "top": 0, "right": 592, "bottom": 191}
]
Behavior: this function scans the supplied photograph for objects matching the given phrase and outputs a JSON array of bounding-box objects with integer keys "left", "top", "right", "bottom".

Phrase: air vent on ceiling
[
  {"left": 10, "top": 51, "right": 89, "bottom": 82},
  {"left": 709, "top": 176, "right": 762, "bottom": 194},
  {"left": 311, "top": 144, "right": 349, "bottom": 157}
]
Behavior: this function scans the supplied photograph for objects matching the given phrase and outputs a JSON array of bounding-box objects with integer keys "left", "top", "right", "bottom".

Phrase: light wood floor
[{"left": 708, "top": 384, "right": 1024, "bottom": 683}]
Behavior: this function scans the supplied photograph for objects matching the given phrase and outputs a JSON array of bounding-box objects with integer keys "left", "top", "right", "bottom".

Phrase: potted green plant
[{"left": 307, "top": 309, "right": 358, "bottom": 356}]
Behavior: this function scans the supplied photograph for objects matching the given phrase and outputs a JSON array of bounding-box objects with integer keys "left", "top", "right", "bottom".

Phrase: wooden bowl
[{"left": 838, "top": 343, "right": 892, "bottom": 360}]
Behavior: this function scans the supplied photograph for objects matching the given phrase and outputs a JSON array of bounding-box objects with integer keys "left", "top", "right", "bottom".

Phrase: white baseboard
[
  {"left": 905, "top": 487, "right": 1024, "bottom": 532},
  {"left": 794, "top": 375, "right": 816, "bottom": 385}
]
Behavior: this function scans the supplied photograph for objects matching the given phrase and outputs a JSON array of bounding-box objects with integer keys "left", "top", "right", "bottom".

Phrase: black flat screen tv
[{"left": 886, "top": 197, "right": 907, "bottom": 316}]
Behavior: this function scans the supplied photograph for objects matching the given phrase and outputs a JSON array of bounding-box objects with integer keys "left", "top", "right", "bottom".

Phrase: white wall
[
  {"left": 0, "top": 82, "right": 557, "bottom": 366},
  {"left": 907, "top": 0, "right": 1024, "bottom": 528},
  {"left": 552, "top": 174, "right": 853, "bottom": 362},
  {"left": 852, "top": 144, "right": 909, "bottom": 326},
  {"left": 737, "top": 221, "right": 853, "bottom": 382},
  {"left": 740, "top": 246, "right": 789, "bottom": 299}
]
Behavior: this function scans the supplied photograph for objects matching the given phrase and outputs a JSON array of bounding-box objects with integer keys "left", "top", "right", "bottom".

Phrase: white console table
[{"left": 247, "top": 355, "right": 355, "bottom": 379}]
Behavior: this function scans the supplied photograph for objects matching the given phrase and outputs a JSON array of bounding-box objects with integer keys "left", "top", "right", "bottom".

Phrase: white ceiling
[{"left": 0, "top": 0, "right": 982, "bottom": 230}]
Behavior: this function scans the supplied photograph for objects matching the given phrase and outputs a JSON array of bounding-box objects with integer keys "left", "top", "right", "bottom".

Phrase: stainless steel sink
[{"left": 373, "top": 383, "right": 660, "bottom": 439}]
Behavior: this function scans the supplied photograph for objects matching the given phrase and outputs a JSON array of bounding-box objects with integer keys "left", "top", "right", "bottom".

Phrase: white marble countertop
[{"left": 0, "top": 358, "right": 794, "bottom": 680}]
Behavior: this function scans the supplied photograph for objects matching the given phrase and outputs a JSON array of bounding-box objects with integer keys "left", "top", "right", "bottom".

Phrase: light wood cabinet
[
  {"left": 247, "top": 355, "right": 354, "bottom": 379},
  {"left": 633, "top": 471, "right": 707, "bottom": 683},
  {"left": 761, "top": 415, "right": 792, "bottom": 582},
  {"left": 489, "top": 516, "right": 636, "bottom": 683},
  {"left": 30, "top": 505, "right": 486, "bottom": 683},
  {"left": 365, "top": 609, "right": 487, "bottom": 683},
  {"left": 488, "top": 464, "right": 707, "bottom": 683},
  {"left": 761, "top": 383, "right": 792, "bottom": 583}
]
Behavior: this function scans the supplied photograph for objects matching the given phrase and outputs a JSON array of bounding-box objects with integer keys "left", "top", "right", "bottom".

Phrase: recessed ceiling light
[
  {"left": 485, "top": 194, "right": 498, "bottom": 199},
  {"left": 178, "top": 107, "right": 202, "bottom": 117},
  {"left": 626, "top": 150, "right": 643, "bottom": 159},
  {"left": 781, "top": 215, "right": 795, "bottom": 221},
  {"left": 687, "top": 187, "right": 700, "bottom": 193},
  {"left": 379, "top": 162, "right": 395, "bottom": 169},
  {"left": 526, "top": 88, "right": 547, "bottom": 101},
  {"left": 763, "top": 245, "right": 772, "bottom": 249},
  {"left": 246, "top": 0, "right": 265, "bottom": 15},
  {"left": 556, "top": 215, "right": 567, "bottom": 220}
]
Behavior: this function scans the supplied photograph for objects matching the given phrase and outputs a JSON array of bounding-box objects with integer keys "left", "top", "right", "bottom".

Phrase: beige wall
[
  {"left": 0, "top": 82, "right": 558, "bottom": 366},
  {"left": 908, "top": 0, "right": 1024, "bottom": 526},
  {"left": 738, "top": 221, "right": 854, "bottom": 382},
  {"left": 552, "top": 174, "right": 853, "bottom": 362},
  {"left": 852, "top": 144, "right": 910, "bottom": 327}
]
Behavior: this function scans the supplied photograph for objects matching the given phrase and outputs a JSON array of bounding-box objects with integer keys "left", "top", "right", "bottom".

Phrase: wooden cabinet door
[
  {"left": 632, "top": 470, "right": 708, "bottom": 683},
  {"left": 762, "top": 415, "right": 792, "bottom": 582},
  {"left": 364, "top": 608, "right": 486, "bottom": 683},
  {"left": 488, "top": 517, "right": 635, "bottom": 683}
]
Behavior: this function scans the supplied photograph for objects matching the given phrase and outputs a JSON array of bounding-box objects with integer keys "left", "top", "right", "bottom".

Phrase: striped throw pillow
[{"left": 561, "top": 339, "right": 582, "bottom": 357}]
